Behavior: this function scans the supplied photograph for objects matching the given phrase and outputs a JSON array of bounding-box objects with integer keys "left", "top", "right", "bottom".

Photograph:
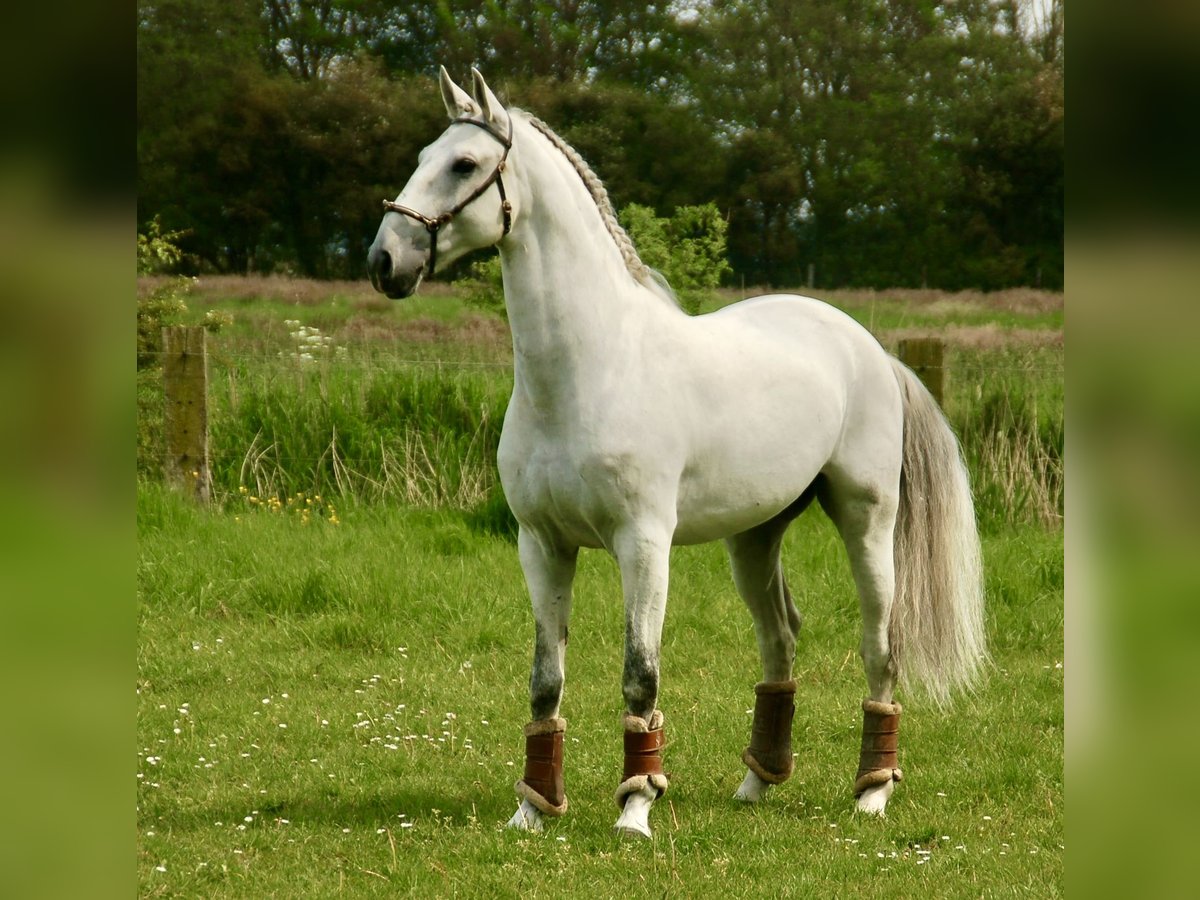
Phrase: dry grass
[
  {"left": 885, "top": 323, "right": 1063, "bottom": 351},
  {"left": 139, "top": 274, "right": 459, "bottom": 306},
  {"left": 723, "top": 286, "right": 1065, "bottom": 317},
  {"left": 835, "top": 287, "right": 1062, "bottom": 316},
  {"left": 338, "top": 312, "right": 510, "bottom": 351},
  {"left": 234, "top": 426, "right": 497, "bottom": 510},
  {"left": 975, "top": 425, "right": 1064, "bottom": 529}
]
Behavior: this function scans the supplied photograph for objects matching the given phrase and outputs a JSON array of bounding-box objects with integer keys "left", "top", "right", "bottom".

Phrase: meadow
[{"left": 137, "top": 278, "right": 1063, "bottom": 896}]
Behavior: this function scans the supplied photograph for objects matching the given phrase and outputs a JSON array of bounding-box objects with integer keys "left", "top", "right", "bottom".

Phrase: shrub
[
  {"left": 461, "top": 253, "right": 506, "bottom": 320},
  {"left": 137, "top": 218, "right": 194, "bottom": 478},
  {"left": 457, "top": 206, "right": 732, "bottom": 317},
  {"left": 621, "top": 203, "right": 732, "bottom": 314}
]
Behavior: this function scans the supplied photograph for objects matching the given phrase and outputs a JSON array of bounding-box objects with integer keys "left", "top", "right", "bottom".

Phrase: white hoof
[
  {"left": 506, "top": 799, "right": 545, "bottom": 832},
  {"left": 613, "top": 786, "right": 656, "bottom": 839},
  {"left": 734, "top": 769, "right": 772, "bottom": 803},
  {"left": 854, "top": 779, "right": 895, "bottom": 816}
]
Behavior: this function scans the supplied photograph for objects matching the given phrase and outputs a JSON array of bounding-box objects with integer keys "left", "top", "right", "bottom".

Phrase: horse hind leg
[
  {"left": 818, "top": 477, "right": 903, "bottom": 815},
  {"left": 725, "top": 515, "right": 805, "bottom": 804}
]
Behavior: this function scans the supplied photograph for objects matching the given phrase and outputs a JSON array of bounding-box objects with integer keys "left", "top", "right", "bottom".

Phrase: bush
[
  {"left": 137, "top": 218, "right": 193, "bottom": 369},
  {"left": 137, "top": 219, "right": 194, "bottom": 479},
  {"left": 461, "top": 253, "right": 506, "bottom": 320},
  {"left": 620, "top": 203, "right": 732, "bottom": 314},
  {"left": 458, "top": 205, "right": 732, "bottom": 317}
]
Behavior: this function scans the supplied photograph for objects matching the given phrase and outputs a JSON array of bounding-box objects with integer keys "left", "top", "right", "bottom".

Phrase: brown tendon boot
[
  {"left": 741, "top": 680, "right": 797, "bottom": 784},
  {"left": 514, "top": 717, "right": 568, "bottom": 816},
  {"left": 613, "top": 710, "right": 669, "bottom": 808},
  {"left": 853, "top": 698, "right": 904, "bottom": 797}
]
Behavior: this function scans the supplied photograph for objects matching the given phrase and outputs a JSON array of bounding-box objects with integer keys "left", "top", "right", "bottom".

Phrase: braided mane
[{"left": 518, "top": 111, "right": 678, "bottom": 306}]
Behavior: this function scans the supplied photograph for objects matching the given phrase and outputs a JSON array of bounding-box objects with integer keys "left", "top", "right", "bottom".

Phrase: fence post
[
  {"left": 162, "top": 325, "right": 211, "bottom": 502},
  {"left": 898, "top": 337, "right": 945, "bottom": 407}
]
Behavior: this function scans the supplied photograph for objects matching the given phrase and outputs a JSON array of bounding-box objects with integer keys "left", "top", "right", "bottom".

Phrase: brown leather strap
[
  {"left": 623, "top": 727, "right": 665, "bottom": 780},
  {"left": 855, "top": 703, "right": 901, "bottom": 786},
  {"left": 381, "top": 116, "right": 513, "bottom": 276},
  {"left": 523, "top": 729, "right": 565, "bottom": 809},
  {"left": 743, "top": 681, "right": 796, "bottom": 783}
]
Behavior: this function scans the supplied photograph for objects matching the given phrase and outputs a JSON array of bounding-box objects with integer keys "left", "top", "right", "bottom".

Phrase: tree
[
  {"left": 136, "top": 0, "right": 1062, "bottom": 288},
  {"left": 262, "top": 0, "right": 365, "bottom": 80},
  {"left": 621, "top": 203, "right": 732, "bottom": 313},
  {"left": 355, "top": 1, "right": 687, "bottom": 90},
  {"left": 694, "top": 0, "right": 1062, "bottom": 288}
]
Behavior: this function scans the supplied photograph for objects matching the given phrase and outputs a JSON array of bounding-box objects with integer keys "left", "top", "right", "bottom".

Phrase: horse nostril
[{"left": 367, "top": 246, "right": 392, "bottom": 291}]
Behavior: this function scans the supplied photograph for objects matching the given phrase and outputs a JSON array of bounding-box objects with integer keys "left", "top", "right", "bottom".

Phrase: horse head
[{"left": 367, "top": 68, "right": 515, "bottom": 298}]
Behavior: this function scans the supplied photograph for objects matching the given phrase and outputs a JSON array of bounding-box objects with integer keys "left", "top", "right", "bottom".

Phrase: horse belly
[
  {"left": 670, "top": 365, "right": 844, "bottom": 544},
  {"left": 672, "top": 442, "right": 829, "bottom": 545}
]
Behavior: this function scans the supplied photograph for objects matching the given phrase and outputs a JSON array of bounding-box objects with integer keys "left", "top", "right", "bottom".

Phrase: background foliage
[{"left": 137, "top": 0, "right": 1063, "bottom": 290}]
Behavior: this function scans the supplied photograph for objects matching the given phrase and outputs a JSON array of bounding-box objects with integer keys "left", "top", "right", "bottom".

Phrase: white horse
[{"left": 368, "top": 69, "right": 986, "bottom": 839}]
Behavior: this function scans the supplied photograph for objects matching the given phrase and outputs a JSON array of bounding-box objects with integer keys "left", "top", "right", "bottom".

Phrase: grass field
[{"left": 137, "top": 278, "right": 1063, "bottom": 896}]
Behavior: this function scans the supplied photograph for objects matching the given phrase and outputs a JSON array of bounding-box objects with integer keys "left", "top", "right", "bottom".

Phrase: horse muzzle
[{"left": 367, "top": 242, "right": 425, "bottom": 299}]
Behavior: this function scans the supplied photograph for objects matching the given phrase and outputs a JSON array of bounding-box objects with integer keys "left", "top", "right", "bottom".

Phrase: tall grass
[
  {"left": 199, "top": 347, "right": 1061, "bottom": 532},
  {"left": 942, "top": 344, "right": 1064, "bottom": 530},
  {"left": 137, "top": 279, "right": 1063, "bottom": 532},
  {"left": 207, "top": 356, "right": 510, "bottom": 510}
]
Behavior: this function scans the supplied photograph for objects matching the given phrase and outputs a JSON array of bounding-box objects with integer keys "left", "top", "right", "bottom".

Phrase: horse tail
[{"left": 888, "top": 358, "right": 987, "bottom": 706}]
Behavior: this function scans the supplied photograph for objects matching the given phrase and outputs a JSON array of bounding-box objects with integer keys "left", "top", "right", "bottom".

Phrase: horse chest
[{"left": 498, "top": 406, "right": 674, "bottom": 546}]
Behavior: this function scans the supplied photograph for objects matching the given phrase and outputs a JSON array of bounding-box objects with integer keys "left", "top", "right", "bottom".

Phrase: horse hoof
[
  {"left": 506, "top": 799, "right": 545, "bottom": 832},
  {"left": 734, "top": 769, "right": 772, "bottom": 803},
  {"left": 614, "top": 822, "right": 652, "bottom": 840},
  {"left": 613, "top": 789, "right": 654, "bottom": 839},
  {"left": 854, "top": 780, "right": 894, "bottom": 816}
]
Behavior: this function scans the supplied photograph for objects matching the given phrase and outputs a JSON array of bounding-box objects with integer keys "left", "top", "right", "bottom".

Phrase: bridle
[{"left": 382, "top": 116, "right": 514, "bottom": 276}]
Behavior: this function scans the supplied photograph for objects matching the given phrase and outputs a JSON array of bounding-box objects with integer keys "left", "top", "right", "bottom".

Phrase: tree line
[{"left": 137, "top": 0, "right": 1063, "bottom": 290}]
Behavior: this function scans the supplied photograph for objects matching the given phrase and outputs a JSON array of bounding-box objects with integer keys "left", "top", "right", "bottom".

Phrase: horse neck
[{"left": 498, "top": 118, "right": 665, "bottom": 401}]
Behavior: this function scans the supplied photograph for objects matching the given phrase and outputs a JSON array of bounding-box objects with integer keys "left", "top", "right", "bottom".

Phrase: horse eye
[{"left": 452, "top": 157, "right": 478, "bottom": 175}]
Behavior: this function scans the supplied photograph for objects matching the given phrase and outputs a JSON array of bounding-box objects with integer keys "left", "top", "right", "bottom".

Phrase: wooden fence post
[
  {"left": 162, "top": 325, "right": 211, "bottom": 502},
  {"left": 898, "top": 337, "right": 945, "bottom": 407}
]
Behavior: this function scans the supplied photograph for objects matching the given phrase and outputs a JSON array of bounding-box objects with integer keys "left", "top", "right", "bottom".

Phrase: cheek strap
[{"left": 381, "top": 116, "right": 513, "bottom": 276}]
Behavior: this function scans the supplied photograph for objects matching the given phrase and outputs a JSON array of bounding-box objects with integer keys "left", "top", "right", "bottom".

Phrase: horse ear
[
  {"left": 470, "top": 68, "right": 509, "bottom": 131},
  {"left": 440, "top": 66, "right": 479, "bottom": 120}
]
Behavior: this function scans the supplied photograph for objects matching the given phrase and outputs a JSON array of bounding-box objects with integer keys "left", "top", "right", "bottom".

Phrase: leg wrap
[
  {"left": 741, "top": 680, "right": 797, "bottom": 784},
  {"left": 614, "top": 710, "right": 669, "bottom": 808},
  {"left": 514, "top": 717, "right": 568, "bottom": 816},
  {"left": 853, "top": 699, "right": 904, "bottom": 797}
]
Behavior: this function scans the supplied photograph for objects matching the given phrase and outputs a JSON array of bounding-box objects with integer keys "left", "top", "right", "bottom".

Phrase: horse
[{"left": 367, "top": 68, "right": 986, "bottom": 839}]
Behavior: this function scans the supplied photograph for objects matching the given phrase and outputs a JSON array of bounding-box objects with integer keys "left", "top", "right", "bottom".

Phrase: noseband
[{"left": 382, "top": 117, "right": 514, "bottom": 276}]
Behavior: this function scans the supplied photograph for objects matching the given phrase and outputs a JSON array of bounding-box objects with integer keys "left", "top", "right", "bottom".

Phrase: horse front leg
[
  {"left": 611, "top": 523, "right": 673, "bottom": 839},
  {"left": 507, "top": 527, "right": 578, "bottom": 832}
]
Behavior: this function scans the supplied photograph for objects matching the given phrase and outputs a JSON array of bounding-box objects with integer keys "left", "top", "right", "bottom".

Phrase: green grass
[
  {"left": 137, "top": 277, "right": 1062, "bottom": 894},
  {"left": 137, "top": 484, "right": 1062, "bottom": 897}
]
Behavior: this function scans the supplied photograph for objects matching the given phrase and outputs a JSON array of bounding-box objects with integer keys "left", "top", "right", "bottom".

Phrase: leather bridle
[{"left": 382, "top": 116, "right": 514, "bottom": 276}]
